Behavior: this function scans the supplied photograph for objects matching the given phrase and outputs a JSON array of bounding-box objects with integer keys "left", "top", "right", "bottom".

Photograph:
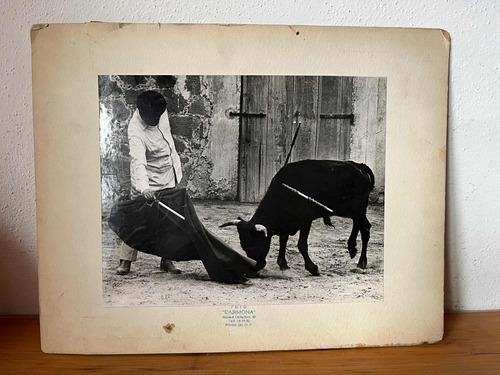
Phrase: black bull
[{"left": 220, "top": 160, "right": 375, "bottom": 275}]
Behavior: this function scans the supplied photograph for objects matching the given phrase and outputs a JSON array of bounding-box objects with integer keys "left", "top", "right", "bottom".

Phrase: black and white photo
[{"left": 100, "top": 74, "right": 386, "bottom": 306}]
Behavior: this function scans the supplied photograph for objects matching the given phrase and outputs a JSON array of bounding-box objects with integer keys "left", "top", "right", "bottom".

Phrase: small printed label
[{"left": 221, "top": 305, "right": 257, "bottom": 327}]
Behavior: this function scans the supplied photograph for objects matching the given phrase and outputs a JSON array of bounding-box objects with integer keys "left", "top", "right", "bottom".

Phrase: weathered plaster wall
[
  {"left": 351, "top": 77, "right": 387, "bottom": 203},
  {"left": 1, "top": 0, "right": 499, "bottom": 314},
  {"left": 99, "top": 75, "right": 240, "bottom": 204},
  {"left": 205, "top": 76, "right": 241, "bottom": 199}
]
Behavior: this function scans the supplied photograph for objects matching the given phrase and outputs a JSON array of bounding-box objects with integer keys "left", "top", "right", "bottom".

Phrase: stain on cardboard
[
  {"left": 439, "top": 146, "right": 446, "bottom": 162},
  {"left": 163, "top": 323, "right": 175, "bottom": 334}
]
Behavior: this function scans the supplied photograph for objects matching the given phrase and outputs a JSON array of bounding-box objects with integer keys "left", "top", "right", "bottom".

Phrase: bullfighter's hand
[{"left": 143, "top": 189, "right": 156, "bottom": 202}]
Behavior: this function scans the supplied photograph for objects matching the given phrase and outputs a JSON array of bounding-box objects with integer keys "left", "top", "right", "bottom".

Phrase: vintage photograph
[{"left": 100, "top": 74, "right": 386, "bottom": 307}]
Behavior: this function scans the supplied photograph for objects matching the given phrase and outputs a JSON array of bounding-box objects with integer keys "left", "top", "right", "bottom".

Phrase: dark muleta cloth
[{"left": 108, "top": 188, "right": 256, "bottom": 283}]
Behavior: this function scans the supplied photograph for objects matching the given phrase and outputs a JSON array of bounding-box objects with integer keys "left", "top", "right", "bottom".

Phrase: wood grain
[
  {"left": 239, "top": 75, "right": 269, "bottom": 202},
  {"left": 317, "top": 76, "right": 340, "bottom": 160},
  {"left": 268, "top": 75, "right": 294, "bottom": 182},
  {"left": 316, "top": 76, "right": 352, "bottom": 161},
  {"left": 292, "top": 75, "right": 319, "bottom": 163},
  {"left": 1, "top": 312, "right": 499, "bottom": 374}
]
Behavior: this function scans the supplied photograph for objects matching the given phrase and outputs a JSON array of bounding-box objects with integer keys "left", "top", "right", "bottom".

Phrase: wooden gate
[{"left": 238, "top": 76, "right": 353, "bottom": 202}]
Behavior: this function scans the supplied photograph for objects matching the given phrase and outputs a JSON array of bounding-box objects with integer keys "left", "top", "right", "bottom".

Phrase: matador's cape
[{"left": 108, "top": 188, "right": 256, "bottom": 283}]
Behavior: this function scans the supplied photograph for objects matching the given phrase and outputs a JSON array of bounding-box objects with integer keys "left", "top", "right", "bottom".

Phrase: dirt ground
[{"left": 102, "top": 201, "right": 384, "bottom": 307}]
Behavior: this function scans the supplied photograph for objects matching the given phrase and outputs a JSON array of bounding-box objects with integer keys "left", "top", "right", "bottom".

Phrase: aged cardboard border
[{"left": 32, "top": 23, "right": 448, "bottom": 353}]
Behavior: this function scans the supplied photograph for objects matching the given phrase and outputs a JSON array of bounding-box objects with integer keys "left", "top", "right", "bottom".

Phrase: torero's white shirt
[{"left": 127, "top": 108, "right": 183, "bottom": 197}]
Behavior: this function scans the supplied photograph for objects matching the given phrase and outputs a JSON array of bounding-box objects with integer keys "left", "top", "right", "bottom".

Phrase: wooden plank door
[
  {"left": 290, "top": 76, "right": 320, "bottom": 162},
  {"left": 239, "top": 76, "right": 294, "bottom": 202},
  {"left": 239, "top": 76, "right": 267, "bottom": 202},
  {"left": 239, "top": 76, "right": 352, "bottom": 202},
  {"left": 267, "top": 76, "right": 295, "bottom": 181},
  {"left": 316, "top": 76, "right": 353, "bottom": 160}
]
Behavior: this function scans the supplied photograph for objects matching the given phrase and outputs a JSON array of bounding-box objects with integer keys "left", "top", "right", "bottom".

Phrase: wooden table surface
[{"left": 1, "top": 312, "right": 499, "bottom": 374}]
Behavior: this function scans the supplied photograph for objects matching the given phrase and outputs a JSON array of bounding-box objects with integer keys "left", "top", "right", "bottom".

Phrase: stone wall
[{"left": 99, "top": 75, "right": 240, "bottom": 204}]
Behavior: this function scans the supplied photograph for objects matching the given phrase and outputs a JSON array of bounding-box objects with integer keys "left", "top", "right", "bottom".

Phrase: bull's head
[{"left": 219, "top": 217, "right": 271, "bottom": 271}]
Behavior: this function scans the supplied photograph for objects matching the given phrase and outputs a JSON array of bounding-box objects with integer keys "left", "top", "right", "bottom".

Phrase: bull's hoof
[
  {"left": 307, "top": 265, "right": 320, "bottom": 276},
  {"left": 279, "top": 263, "right": 290, "bottom": 271},
  {"left": 255, "top": 260, "right": 267, "bottom": 272},
  {"left": 357, "top": 258, "right": 367, "bottom": 270},
  {"left": 348, "top": 246, "right": 358, "bottom": 259}
]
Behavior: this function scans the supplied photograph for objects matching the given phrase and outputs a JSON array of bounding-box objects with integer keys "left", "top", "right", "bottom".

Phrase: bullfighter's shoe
[
  {"left": 160, "top": 258, "right": 182, "bottom": 274},
  {"left": 116, "top": 259, "right": 131, "bottom": 275}
]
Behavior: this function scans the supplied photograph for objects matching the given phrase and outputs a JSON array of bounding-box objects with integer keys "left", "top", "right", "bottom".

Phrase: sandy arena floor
[{"left": 102, "top": 201, "right": 384, "bottom": 307}]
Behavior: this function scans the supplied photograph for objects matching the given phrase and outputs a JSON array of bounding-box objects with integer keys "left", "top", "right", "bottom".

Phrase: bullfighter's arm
[{"left": 128, "top": 136, "right": 150, "bottom": 194}]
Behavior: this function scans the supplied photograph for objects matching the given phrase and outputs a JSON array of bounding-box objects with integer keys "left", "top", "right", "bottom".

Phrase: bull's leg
[
  {"left": 298, "top": 222, "right": 319, "bottom": 276},
  {"left": 347, "top": 219, "right": 360, "bottom": 259},
  {"left": 357, "top": 216, "right": 371, "bottom": 269},
  {"left": 277, "top": 234, "right": 290, "bottom": 271}
]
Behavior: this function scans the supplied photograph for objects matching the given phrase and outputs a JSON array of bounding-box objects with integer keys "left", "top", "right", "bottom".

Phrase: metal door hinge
[{"left": 228, "top": 111, "right": 266, "bottom": 118}]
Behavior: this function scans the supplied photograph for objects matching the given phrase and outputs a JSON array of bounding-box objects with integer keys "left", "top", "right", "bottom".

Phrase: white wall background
[{"left": 1, "top": 0, "right": 498, "bottom": 314}]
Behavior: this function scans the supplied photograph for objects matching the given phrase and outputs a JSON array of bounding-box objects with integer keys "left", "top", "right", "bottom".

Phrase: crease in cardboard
[
  {"left": 440, "top": 29, "right": 451, "bottom": 43},
  {"left": 30, "top": 24, "right": 49, "bottom": 43}
]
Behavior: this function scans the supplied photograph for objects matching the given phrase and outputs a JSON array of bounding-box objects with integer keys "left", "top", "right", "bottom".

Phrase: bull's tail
[
  {"left": 362, "top": 164, "right": 375, "bottom": 191},
  {"left": 323, "top": 216, "right": 334, "bottom": 227}
]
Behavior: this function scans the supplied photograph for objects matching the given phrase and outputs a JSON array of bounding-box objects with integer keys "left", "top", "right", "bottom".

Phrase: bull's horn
[
  {"left": 219, "top": 219, "right": 241, "bottom": 228},
  {"left": 254, "top": 224, "right": 268, "bottom": 237}
]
